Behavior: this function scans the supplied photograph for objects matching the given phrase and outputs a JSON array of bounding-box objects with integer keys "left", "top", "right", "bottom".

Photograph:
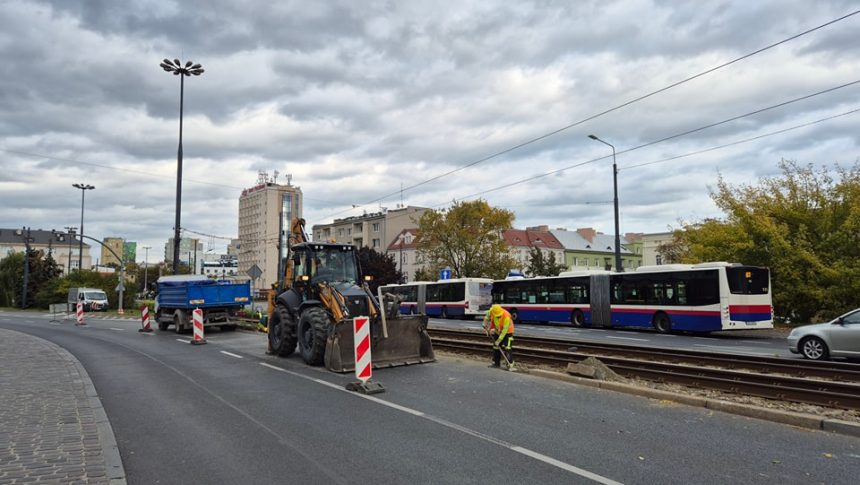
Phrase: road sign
[
  {"left": 247, "top": 264, "right": 263, "bottom": 279},
  {"left": 115, "top": 282, "right": 125, "bottom": 292},
  {"left": 440, "top": 267, "right": 452, "bottom": 280}
]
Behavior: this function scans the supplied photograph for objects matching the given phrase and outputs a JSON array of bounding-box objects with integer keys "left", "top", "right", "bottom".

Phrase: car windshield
[
  {"left": 837, "top": 309, "right": 860, "bottom": 325},
  {"left": 85, "top": 292, "right": 107, "bottom": 300}
]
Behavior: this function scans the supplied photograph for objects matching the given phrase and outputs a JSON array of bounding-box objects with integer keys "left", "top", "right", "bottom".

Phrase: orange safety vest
[{"left": 487, "top": 308, "right": 515, "bottom": 337}]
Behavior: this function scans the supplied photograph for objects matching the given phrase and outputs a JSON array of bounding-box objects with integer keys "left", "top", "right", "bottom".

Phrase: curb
[
  {"left": 52, "top": 340, "right": 128, "bottom": 483},
  {"left": 529, "top": 369, "right": 860, "bottom": 439}
]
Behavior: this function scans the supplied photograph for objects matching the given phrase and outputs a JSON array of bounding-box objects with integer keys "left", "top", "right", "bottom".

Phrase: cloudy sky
[{"left": 1, "top": 0, "right": 858, "bottom": 262}]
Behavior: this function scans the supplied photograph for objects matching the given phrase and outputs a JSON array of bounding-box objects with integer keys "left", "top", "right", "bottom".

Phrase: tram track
[{"left": 428, "top": 328, "right": 860, "bottom": 410}]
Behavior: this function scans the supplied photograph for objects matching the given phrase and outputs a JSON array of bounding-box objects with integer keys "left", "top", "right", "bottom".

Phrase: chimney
[
  {"left": 527, "top": 225, "right": 549, "bottom": 232},
  {"left": 576, "top": 227, "right": 596, "bottom": 242}
]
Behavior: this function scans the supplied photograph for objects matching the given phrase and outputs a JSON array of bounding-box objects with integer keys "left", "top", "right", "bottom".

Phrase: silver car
[{"left": 788, "top": 308, "right": 860, "bottom": 360}]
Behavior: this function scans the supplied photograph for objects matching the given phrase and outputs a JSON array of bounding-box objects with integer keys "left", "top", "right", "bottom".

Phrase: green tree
[
  {"left": 673, "top": 160, "right": 860, "bottom": 323},
  {"left": 413, "top": 266, "right": 438, "bottom": 282},
  {"left": 526, "top": 248, "right": 566, "bottom": 277},
  {"left": 416, "top": 200, "right": 517, "bottom": 280},
  {"left": 357, "top": 247, "right": 403, "bottom": 293},
  {"left": 0, "top": 252, "right": 24, "bottom": 307}
]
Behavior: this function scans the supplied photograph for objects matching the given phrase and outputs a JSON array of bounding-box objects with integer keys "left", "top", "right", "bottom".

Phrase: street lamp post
[
  {"left": 142, "top": 245, "right": 151, "bottom": 295},
  {"left": 72, "top": 184, "right": 95, "bottom": 270},
  {"left": 159, "top": 58, "right": 204, "bottom": 274},
  {"left": 588, "top": 135, "right": 623, "bottom": 272}
]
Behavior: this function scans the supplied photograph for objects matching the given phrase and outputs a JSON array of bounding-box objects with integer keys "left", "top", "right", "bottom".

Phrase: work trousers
[{"left": 492, "top": 334, "right": 514, "bottom": 367}]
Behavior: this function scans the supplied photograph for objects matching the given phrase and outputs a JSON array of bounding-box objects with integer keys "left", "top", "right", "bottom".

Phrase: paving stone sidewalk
[{"left": 0, "top": 328, "right": 125, "bottom": 484}]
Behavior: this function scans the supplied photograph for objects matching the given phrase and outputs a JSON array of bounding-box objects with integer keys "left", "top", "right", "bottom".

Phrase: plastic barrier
[{"left": 191, "top": 308, "right": 206, "bottom": 345}]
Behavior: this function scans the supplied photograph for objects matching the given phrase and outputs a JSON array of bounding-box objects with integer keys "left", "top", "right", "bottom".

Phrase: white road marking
[
  {"left": 140, "top": 332, "right": 154, "bottom": 336},
  {"left": 258, "top": 362, "right": 621, "bottom": 484},
  {"left": 604, "top": 336, "right": 649, "bottom": 342},
  {"left": 176, "top": 338, "right": 191, "bottom": 344},
  {"left": 220, "top": 351, "right": 243, "bottom": 359},
  {"left": 109, "top": 327, "right": 125, "bottom": 331}
]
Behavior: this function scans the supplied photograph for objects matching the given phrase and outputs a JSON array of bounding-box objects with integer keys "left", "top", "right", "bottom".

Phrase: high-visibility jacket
[{"left": 485, "top": 308, "right": 514, "bottom": 344}]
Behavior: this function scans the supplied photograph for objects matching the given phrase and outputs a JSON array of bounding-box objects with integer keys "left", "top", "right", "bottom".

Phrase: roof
[
  {"left": 0, "top": 228, "right": 90, "bottom": 248},
  {"left": 550, "top": 229, "right": 634, "bottom": 255},
  {"left": 502, "top": 229, "right": 564, "bottom": 250},
  {"left": 387, "top": 228, "right": 420, "bottom": 251}
]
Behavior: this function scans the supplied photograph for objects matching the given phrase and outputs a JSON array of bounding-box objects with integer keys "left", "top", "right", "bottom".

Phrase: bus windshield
[{"left": 726, "top": 267, "right": 769, "bottom": 295}]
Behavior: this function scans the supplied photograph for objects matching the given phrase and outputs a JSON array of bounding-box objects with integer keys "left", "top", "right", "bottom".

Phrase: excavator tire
[
  {"left": 268, "top": 305, "right": 297, "bottom": 357},
  {"left": 298, "top": 306, "right": 330, "bottom": 366}
]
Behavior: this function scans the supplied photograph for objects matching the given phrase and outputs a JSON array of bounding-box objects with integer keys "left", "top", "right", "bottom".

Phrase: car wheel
[{"left": 800, "top": 337, "right": 829, "bottom": 360}]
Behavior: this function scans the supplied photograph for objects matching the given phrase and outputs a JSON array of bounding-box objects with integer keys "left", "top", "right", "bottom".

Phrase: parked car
[{"left": 787, "top": 308, "right": 860, "bottom": 360}]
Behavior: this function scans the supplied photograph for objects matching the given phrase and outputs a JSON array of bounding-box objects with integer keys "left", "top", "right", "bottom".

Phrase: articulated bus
[
  {"left": 490, "top": 263, "right": 773, "bottom": 333},
  {"left": 380, "top": 278, "right": 493, "bottom": 319}
]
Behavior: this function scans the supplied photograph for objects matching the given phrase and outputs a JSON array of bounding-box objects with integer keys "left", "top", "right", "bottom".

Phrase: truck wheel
[
  {"left": 268, "top": 305, "right": 297, "bottom": 357},
  {"left": 158, "top": 320, "right": 169, "bottom": 331},
  {"left": 298, "top": 306, "right": 330, "bottom": 366}
]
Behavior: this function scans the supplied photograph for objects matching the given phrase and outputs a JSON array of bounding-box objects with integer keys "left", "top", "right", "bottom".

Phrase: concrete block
[
  {"left": 822, "top": 419, "right": 860, "bottom": 438},
  {"left": 705, "top": 399, "right": 822, "bottom": 429}
]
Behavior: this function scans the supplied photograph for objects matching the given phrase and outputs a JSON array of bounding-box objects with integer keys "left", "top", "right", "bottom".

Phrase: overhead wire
[{"left": 319, "top": 9, "right": 860, "bottom": 220}]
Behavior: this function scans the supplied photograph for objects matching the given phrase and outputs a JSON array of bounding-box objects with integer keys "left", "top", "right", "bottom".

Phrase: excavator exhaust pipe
[{"left": 324, "top": 314, "right": 436, "bottom": 373}]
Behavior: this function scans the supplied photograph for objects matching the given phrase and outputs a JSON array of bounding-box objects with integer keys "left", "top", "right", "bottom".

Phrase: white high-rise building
[{"left": 237, "top": 171, "right": 303, "bottom": 291}]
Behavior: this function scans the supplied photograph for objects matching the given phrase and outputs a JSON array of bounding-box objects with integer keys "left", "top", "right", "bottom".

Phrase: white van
[{"left": 68, "top": 287, "right": 109, "bottom": 312}]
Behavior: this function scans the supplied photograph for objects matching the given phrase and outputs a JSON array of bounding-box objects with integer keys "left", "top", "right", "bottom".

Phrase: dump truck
[
  {"left": 267, "top": 219, "right": 435, "bottom": 372},
  {"left": 155, "top": 275, "right": 251, "bottom": 333}
]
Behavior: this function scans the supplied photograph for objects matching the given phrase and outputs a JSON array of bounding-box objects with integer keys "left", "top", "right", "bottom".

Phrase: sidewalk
[{"left": 0, "top": 329, "right": 125, "bottom": 484}]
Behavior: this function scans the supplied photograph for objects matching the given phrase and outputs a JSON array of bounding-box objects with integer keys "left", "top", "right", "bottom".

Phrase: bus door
[{"left": 590, "top": 273, "right": 611, "bottom": 328}]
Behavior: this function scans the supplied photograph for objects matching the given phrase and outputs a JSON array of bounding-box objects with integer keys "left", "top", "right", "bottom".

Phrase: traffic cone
[{"left": 139, "top": 305, "right": 153, "bottom": 333}]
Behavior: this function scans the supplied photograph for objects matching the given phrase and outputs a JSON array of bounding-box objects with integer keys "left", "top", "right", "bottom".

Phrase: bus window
[{"left": 726, "top": 267, "right": 769, "bottom": 295}]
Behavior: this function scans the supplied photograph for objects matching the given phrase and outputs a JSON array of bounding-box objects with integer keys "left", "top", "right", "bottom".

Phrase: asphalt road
[
  {"left": 2, "top": 311, "right": 858, "bottom": 484},
  {"left": 428, "top": 317, "right": 794, "bottom": 358}
]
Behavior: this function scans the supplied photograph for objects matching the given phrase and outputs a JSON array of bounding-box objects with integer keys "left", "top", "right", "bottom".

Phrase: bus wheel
[
  {"left": 571, "top": 309, "right": 585, "bottom": 327},
  {"left": 653, "top": 312, "right": 672, "bottom": 333},
  {"left": 441, "top": 307, "right": 448, "bottom": 319},
  {"left": 510, "top": 308, "right": 519, "bottom": 324},
  {"left": 410, "top": 306, "right": 416, "bottom": 315}
]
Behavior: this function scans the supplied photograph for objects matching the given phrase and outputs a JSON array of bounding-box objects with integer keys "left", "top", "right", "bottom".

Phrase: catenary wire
[{"left": 319, "top": 9, "right": 860, "bottom": 220}]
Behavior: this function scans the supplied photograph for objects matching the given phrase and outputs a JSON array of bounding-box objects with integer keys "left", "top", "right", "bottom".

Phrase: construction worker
[{"left": 483, "top": 304, "right": 515, "bottom": 370}]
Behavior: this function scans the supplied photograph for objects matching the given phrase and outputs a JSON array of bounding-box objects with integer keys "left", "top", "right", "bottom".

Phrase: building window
[
  {"left": 372, "top": 238, "right": 380, "bottom": 248},
  {"left": 656, "top": 255, "right": 662, "bottom": 265},
  {"left": 372, "top": 223, "right": 380, "bottom": 232}
]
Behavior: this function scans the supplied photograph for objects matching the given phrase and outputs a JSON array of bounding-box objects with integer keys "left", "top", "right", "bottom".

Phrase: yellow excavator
[{"left": 266, "top": 218, "right": 435, "bottom": 372}]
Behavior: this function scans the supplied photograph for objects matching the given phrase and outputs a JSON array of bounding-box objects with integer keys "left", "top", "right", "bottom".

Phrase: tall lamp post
[
  {"left": 142, "top": 245, "right": 151, "bottom": 295},
  {"left": 587, "top": 135, "right": 623, "bottom": 272},
  {"left": 64, "top": 226, "right": 77, "bottom": 274},
  {"left": 159, "top": 58, "right": 204, "bottom": 274},
  {"left": 72, "top": 184, "right": 95, "bottom": 270}
]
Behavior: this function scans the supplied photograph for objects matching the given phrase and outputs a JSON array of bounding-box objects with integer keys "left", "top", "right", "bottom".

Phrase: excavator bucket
[{"left": 324, "top": 313, "right": 436, "bottom": 373}]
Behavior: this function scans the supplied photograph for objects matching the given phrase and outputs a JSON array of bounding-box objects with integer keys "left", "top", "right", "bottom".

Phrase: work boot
[
  {"left": 488, "top": 363, "right": 500, "bottom": 368},
  {"left": 507, "top": 363, "right": 517, "bottom": 371}
]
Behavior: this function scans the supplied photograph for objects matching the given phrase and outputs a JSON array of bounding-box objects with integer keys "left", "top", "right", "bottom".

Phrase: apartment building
[
  {"left": 386, "top": 228, "right": 424, "bottom": 282},
  {"left": 0, "top": 228, "right": 92, "bottom": 273},
  {"left": 312, "top": 205, "right": 428, "bottom": 252},
  {"left": 237, "top": 172, "right": 303, "bottom": 291}
]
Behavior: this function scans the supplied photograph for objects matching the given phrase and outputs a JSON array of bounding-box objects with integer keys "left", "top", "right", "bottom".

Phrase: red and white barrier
[
  {"left": 75, "top": 302, "right": 86, "bottom": 326},
  {"left": 353, "top": 316, "right": 371, "bottom": 381},
  {"left": 191, "top": 308, "right": 206, "bottom": 345},
  {"left": 138, "top": 306, "right": 153, "bottom": 333}
]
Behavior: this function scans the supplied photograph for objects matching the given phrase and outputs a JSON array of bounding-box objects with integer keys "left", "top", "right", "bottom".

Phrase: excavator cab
[{"left": 269, "top": 241, "right": 435, "bottom": 372}]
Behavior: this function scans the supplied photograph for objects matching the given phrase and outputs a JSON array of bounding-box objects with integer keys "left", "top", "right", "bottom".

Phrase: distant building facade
[
  {"left": 312, "top": 205, "right": 428, "bottom": 253},
  {"left": 386, "top": 228, "right": 424, "bottom": 282},
  {"left": 0, "top": 228, "right": 92, "bottom": 273},
  {"left": 640, "top": 231, "right": 676, "bottom": 266},
  {"left": 164, "top": 237, "right": 203, "bottom": 273},
  {"left": 101, "top": 237, "right": 125, "bottom": 267},
  {"left": 550, "top": 227, "right": 641, "bottom": 271},
  {"left": 503, "top": 226, "right": 566, "bottom": 275},
  {"left": 237, "top": 171, "right": 303, "bottom": 291},
  {"left": 123, "top": 241, "right": 137, "bottom": 265}
]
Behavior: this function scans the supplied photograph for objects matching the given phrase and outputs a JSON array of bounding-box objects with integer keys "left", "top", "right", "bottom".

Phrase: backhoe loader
[{"left": 266, "top": 219, "right": 435, "bottom": 372}]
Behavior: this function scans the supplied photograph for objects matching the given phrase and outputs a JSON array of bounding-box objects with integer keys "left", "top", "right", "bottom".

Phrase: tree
[
  {"left": 673, "top": 160, "right": 860, "bottom": 322},
  {"left": 417, "top": 200, "right": 518, "bottom": 280},
  {"left": 357, "top": 247, "right": 403, "bottom": 293},
  {"left": 413, "top": 266, "right": 438, "bottom": 282},
  {"left": 526, "top": 248, "right": 567, "bottom": 276},
  {"left": 0, "top": 252, "right": 24, "bottom": 307}
]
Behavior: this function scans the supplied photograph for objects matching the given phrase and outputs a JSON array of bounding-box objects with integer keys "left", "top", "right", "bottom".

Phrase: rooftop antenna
[
  {"left": 257, "top": 170, "right": 268, "bottom": 185},
  {"left": 285, "top": 173, "right": 292, "bottom": 186},
  {"left": 400, "top": 182, "right": 404, "bottom": 208},
  {"left": 273, "top": 170, "right": 279, "bottom": 184}
]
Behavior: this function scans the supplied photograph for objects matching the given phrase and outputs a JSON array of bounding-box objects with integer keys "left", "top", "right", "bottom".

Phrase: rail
[{"left": 428, "top": 328, "right": 860, "bottom": 410}]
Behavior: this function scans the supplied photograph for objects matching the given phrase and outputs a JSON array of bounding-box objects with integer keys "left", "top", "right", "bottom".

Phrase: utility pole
[
  {"left": 19, "top": 227, "right": 32, "bottom": 308},
  {"left": 142, "top": 245, "right": 151, "bottom": 295},
  {"left": 65, "top": 226, "right": 76, "bottom": 274}
]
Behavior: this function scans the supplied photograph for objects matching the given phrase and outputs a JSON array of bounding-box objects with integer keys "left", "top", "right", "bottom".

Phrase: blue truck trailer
[{"left": 155, "top": 275, "right": 251, "bottom": 333}]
